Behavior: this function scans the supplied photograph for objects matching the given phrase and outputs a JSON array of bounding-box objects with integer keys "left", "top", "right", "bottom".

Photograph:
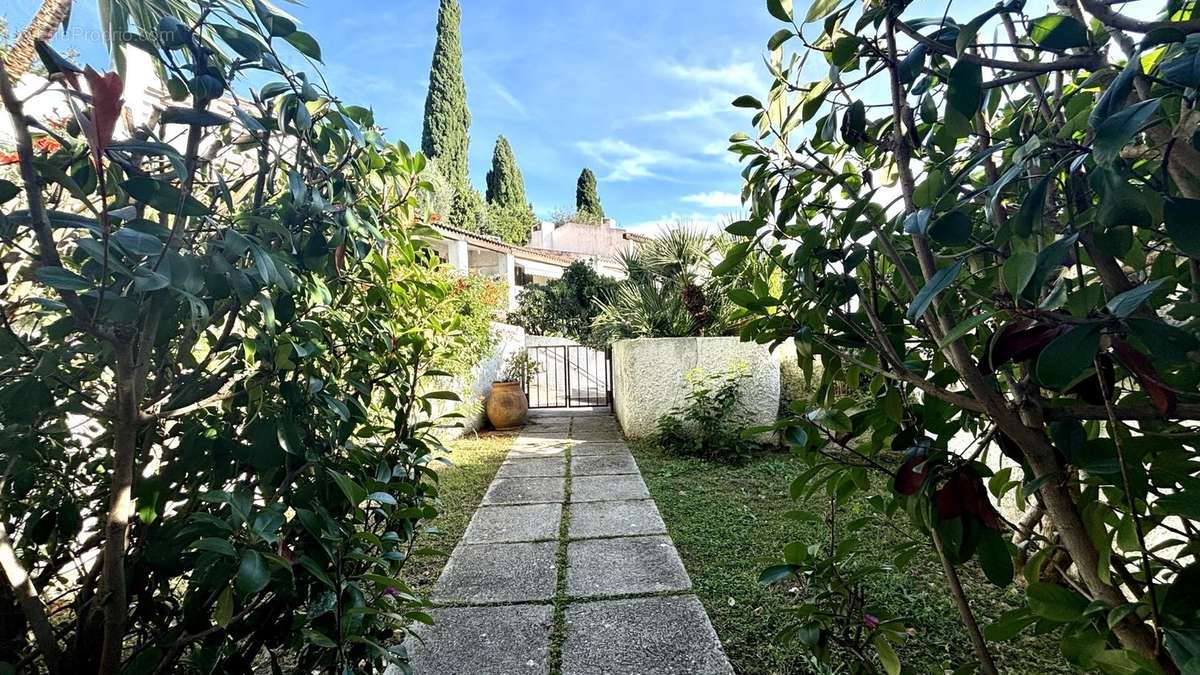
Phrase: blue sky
[{"left": 5, "top": 0, "right": 787, "bottom": 233}]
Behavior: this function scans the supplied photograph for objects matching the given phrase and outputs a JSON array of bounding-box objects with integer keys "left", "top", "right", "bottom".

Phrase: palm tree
[
  {"left": 592, "top": 226, "right": 748, "bottom": 343},
  {"left": 2, "top": 0, "right": 71, "bottom": 81},
  {"left": 4, "top": 0, "right": 198, "bottom": 81}
]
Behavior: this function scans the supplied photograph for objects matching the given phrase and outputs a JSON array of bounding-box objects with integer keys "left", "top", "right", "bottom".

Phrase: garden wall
[
  {"left": 432, "top": 322, "right": 526, "bottom": 438},
  {"left": 612, "top": 337, "right": 780, "bottom": 439}
]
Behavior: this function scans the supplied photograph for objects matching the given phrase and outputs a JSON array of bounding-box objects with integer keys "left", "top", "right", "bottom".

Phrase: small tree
[
  {"left": 727, "top": 1, "right": 1200, "bottom": 672},
  {"left": 575, "top": 167, "right": 605, "bottom": 220},
  {"left": 486, "top": 135, "right": 527, "bottom": 208},
  {"left": 509, "top": 260, "right": 615, "bottom": 343}
]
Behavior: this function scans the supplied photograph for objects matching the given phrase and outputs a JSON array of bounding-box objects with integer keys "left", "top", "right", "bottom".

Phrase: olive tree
[
  {"left": 0, "top": 2, "right": 471, "bottom": 672},
  {"left": 726, "top": 0, "right": 1200, "bottom": 672}
]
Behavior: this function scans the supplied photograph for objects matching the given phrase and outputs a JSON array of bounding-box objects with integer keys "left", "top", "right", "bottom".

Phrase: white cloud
[
  {"left": 681, "top": 191, "right": 742, "bottom": 209},
  {"left": 625, "top": 211, "right": 730, "bottom": 236},
  {"left": 701, "top": 140, "right": 741, "bottom": 166},
  {"left": 637, "top": 93, "right": 741, "bottom": 123},
  {"left": 575, "top": 138, "right": 687, "bottom": 182},
  {"left": 660, "top": 61, "right": 765, "bottom": 90}
]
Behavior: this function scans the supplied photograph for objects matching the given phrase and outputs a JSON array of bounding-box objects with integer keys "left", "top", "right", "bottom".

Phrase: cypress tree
[
  {"left": 421, "top": 0, "right": 470, "bottom": 187},
  {"left": 485, "top": 135, "right": 527, "bottom": 209},
  {"left": 575, "top": 168, "right": 605, "bottom": 220}
]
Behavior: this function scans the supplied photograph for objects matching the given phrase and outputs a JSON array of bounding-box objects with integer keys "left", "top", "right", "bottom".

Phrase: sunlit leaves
[{"left": 1029, "top": 14, "right": 1089, "bottom": 50}]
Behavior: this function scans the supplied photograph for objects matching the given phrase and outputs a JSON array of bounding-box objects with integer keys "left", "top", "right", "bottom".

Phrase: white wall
[
  {"left": 612, "top": 337, "right": 780, "bottom": 439},
  {"left": 432, "top": 322, "right": 526, "bottom": 438}
]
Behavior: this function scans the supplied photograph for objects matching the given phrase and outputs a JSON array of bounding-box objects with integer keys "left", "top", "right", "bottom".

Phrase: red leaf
[
  {"left": 82, "top": 66, "right": 124, "bottom": 165},
  {"left": 935, "top": 468, "right": 1002, "bottom": 529},
  {"left": 894, "top": 452, "right": 930, "bottom": 495},
  {"left": 1113, "top": 340, "right": 1177, "bottom": 416},
  {"left": 983, "top": 321, "right": 1068, "bottom": 374}
]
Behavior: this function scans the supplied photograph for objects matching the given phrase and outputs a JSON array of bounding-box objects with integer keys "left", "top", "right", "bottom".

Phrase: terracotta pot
[{"left": 485, "top": 381, "right": 528, "bottom": 430}]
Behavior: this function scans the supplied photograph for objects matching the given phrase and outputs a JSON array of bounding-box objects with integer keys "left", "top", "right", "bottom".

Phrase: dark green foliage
[
  {"left": 726, "top": 2, "right": 1200, "bottom": 672},
  {"left": 1, "top": 11, "right": 471, "bottom": 673},
  {"left": 654, "top": 368, "right": 760, "bottom": 464},
  {"left": 575, "top": 167, "right": 605, "bottom": 220},
  {"left": 486, "top": 135, "right": 527, "bottom": 208},
  {"left": 421, "top": 0, "right": 470, "bottom": 186},
  {"left": 449, "top": 182, "right": 484, "bottom": 232},
  {"left": 484, "top": 201, "right": 536, "bottom": 245},
  {"left": 509, "top": 261, "right": 616, "bottom": 344}
]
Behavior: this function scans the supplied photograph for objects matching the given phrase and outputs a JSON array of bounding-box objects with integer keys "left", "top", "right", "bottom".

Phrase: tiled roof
[{"left": 430, "top": 223, "right": 575, "bottom": 266}]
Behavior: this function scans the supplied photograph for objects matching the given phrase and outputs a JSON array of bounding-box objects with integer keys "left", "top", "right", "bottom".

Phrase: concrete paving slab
[
  {"left": 432, "top": 541, "right": 557, "bottom": 603},
  {"left": 508, "top": 441, "right": 568, "bottom": 459},
  {"left": 570, "top": 441, "right": 633, "bottom": 457},
  {"left": 570, "top": 417, "right": 622, "bottom": 433},
  {"left": 571, "top": 454, "right": 638, "bottom": 476},
  {"left": 404, "top": 604, "right": 553, "bottom": 675},
  {"left": 568, "top": 499, "right": 666, "bottom": 539},
  {"left": 482, "top": 477, "right": 565, "bottom": 505},
  {"left": 562, "top": 595, "right": 733, "bottom": 675},
  {"left": 463, "top": 503, "right": 562, "bottom": 544},
  {"left": 570, "top": 474, "right": 650, "bottom": 502},
  {"left": 496, "top": 457, "right": 566, "bottom": 478},
  {"left": 570, "top": 427, "right": 623, "bottom": 442},
  {"left": 567, "top": 535, "right": 691, "bottom": 598}
]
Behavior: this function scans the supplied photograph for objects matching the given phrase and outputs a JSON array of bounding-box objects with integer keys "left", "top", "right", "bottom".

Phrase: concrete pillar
[
  {"left": 539, "top": 221, "right": 555, "bottom": 249},
  {"left": 505, "top": 253, "right": 518, "bottom": 310},
  {"left": 449, "top": 238, "right": 469, "bottom": 274}
]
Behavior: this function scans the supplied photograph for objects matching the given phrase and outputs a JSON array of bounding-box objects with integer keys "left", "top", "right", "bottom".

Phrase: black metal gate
[{"left": 522, "top": 345, "right": 612, "bottom": 409}]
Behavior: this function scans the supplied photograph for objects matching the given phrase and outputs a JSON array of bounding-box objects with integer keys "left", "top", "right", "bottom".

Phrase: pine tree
[
  {"left": 421, "top": 0, "right": 470, "bottom": 187},
  {"left": 575, "top": 168, "right": 605, "bottom": 220},
  {"left": 485, "top": 135, "right": 528, "bottom": 209}
]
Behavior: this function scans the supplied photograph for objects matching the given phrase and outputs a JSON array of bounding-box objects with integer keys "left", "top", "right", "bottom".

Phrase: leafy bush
[
  {"left": 509, "top": 260, "right": 615, "bottom": 344},
  {"left": 0, "top": 5, "right": 472, "bottom": 673},
  {"left": 497, "top": 349, "right": 541, "bottom": 384},
  {"left": 654, "top": 367, "right": 760, "bottom": 463},
  {"left": 727, "top": 1, "right": 1200, "bottom": 672},
  {"left": 484, "top": 200, "right": 537, "bottom": 245}
]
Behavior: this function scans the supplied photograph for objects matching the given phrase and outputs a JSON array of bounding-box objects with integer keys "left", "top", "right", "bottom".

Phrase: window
[{"left": 514, "top": 264, "right": 533, "bottom": 286}]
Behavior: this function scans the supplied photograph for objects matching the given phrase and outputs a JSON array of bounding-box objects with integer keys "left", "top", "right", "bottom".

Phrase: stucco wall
[
  {"left": 432, "top": 322, "right": 526, "bottom": 439},
  {"left": 612, "top": 337, "right": 780, "bottom": 439}
]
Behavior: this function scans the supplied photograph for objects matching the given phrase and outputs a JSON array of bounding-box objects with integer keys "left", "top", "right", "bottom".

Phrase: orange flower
[
  {"left": 33, "top": 136, "right": 61, "bottom": 154},
  {"left": 0, "top": 150, "right": 18, "bottom": 166}
]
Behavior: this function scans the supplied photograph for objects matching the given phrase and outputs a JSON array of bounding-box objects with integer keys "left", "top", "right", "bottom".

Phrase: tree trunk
[{"left": 3, "top": 0, "right": 73, "bottom": 82}]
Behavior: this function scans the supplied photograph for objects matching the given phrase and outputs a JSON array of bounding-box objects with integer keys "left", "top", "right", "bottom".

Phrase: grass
[
  {"left": 406, "top": 431, "right": 517, "bottom": 595},
  {"left": 631, "top": 440, "right": 1072, "bottom": 675}
]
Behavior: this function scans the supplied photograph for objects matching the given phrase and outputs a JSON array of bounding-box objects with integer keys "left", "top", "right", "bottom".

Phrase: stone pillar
[
  {"left": 449, "top": 238, "right": 469, "bottom": 274},
  {"left": 540, "top": 221, "right": 555, "bottom": 248}
]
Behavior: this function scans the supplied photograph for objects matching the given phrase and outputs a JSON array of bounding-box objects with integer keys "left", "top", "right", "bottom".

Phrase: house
[
  {"left": 529, "top": 218, "right": 647, "bottom": 262},
  {"left": 428, "top": 222, "right": 576, "bottom": 310}
]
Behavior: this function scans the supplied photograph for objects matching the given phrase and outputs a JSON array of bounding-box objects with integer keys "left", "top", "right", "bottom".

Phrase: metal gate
[{"left": 522, "top": 345, "right": 612, "bottom": 409}]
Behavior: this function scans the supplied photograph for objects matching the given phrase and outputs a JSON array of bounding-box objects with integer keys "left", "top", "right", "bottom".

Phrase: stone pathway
[{"left": 404, "top": 410, "right": 733, "bottom": 675}]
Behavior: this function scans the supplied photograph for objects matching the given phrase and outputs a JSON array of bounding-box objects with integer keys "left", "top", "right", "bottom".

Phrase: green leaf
[
  {"left": 985, "top": 608, "right": 1038, "bottom": 641},
  {"left": 768, "top": 28, "right": 794, "bottom": 50},
  {"left": 284, "top": 30, "right": 322, "bottom": 61},
  {"left": 714, "top": 242, "right": 750, "bottom": 275},
  {"left": 1027, "top": 581, "right": 1089, "bottom": 622},
  {"left": 236, "top": 550, "right": 271, "bottom": 595},
  {"left": 161, "top": 106, "right": 232, "bottom": 127},
  {"left": 212, "top": 24, "right": 264, "bottom": 60},
  {"left": 938, "top": 310, "right": 995, "bottom": 347},
  {"left": 956, "top": 7, "right": 1001, "bottom": 56},
  {"left": 977, "top": 529, "right": 1013, "bottom": 587},
  {"left": 1105, "top": 279, "right": 1163, "bottom": 317},
  {"left": 1126, "top": 318, "right": 1199, "bottom": 363},
  {"left": 214, "top": 585, "right": 234, "bottom": 627},
  {"left": 1156, "top": 489, "right": 1200, "bottom": 519},
  {"left": 1163, "top": 197, "right": 1200, "bottom": 257},
  {"left": 929, "top": 211, "right": 972, "bottom": 246},
  {"left": 0, "top": 179, "right": 20, "bottom": 204},
  {"left": 1003, "top": 251, "right": 1038, "bottom": 297},
  {"left": 725, "top": 220, "right": 758, "bottom": 236},
  {"left": 768, "top": 0, "right": 793, "bottom": 21},
  {"left": 759, "top": 564, "right": 798, "bottom": 584},
  {"left": 873, "top": 636, "right": 901, "bottom": 675},
  {"left": 34, "top": 266, "right": 90, "bottom": 291},
  {"left": 1036, "top": 325, "right": 1101, "bottom": 389},
  {"left": 1029, "top": 14, "right": 1089, "bottom": 49},
  {"left": 327, "top": 469, "right": 366, "bottom": 507},
  {"left": 1093, "top": 166, "right": 1151, "bottom": 229},
  {"left": 1093, "top": 99, "right": 1161, "bottom": 165},
  {"left": 906, "top": 260, "right": 963, "bottom": 321},
  {"left": 732, "top": 95, "right": 763, "bottom": 109},
  {"left": 947, "top": 61, "right": 983, "bottom": 119},
  {"left": 804, "top": 0, "right": 841, "bottom": 23},
  {"left": 113, "top": 227, "right": 164, "bottom": 257},
  {"left": 1013, "top": 174, "right": 1051, "bottom": 237}
]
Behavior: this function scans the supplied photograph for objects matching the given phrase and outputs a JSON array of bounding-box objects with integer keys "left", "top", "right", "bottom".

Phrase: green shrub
[
  {"left": 654, "top": 367, "right": 761, "bottom": 464},
  {"left": 509, "top": 260, "right": 615, "bottom": 343}
]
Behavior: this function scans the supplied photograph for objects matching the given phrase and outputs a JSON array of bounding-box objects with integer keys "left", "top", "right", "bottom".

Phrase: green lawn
[
  {"left": 631, "top": 441, "right": 1071, "bottom": 675},
  {"left": 406, "top": 431, "right": 517, "bottom": 594}
]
